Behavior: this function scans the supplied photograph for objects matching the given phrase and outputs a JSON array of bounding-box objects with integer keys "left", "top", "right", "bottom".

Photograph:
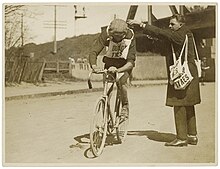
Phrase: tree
[
  {"left": 4, "top": 4, "right": 39, "bottom": 49},
  {"left": 5, "top": 5, "right": 24, "bottom": 16},
  {"left": 5, "top": 5, "right": 24, "bottom": 49}
]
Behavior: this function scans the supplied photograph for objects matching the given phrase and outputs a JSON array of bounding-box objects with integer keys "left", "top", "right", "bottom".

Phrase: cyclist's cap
[{"left": 108, "top": 19, "right": 128, "bottom": 35}]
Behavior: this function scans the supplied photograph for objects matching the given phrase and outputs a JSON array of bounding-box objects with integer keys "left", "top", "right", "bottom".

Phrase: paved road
[{"left": 4, "top": 83, "right": 216, "bottom": 166}]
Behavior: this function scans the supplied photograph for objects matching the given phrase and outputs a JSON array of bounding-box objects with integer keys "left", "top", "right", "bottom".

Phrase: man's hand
[
  {"left": 127, "top": 19, "right": 141, "bottom": 26},
  {"left": 108, "top": 66, "right": 118, "bottom": 73},
  {"left": 91, "top": 65, "right": 102, "bottom": 72}
]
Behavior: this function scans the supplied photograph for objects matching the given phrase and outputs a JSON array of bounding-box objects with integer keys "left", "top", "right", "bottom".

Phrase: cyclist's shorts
[{"left": 102, "top": 56, "right": 126, "bottom": 69}]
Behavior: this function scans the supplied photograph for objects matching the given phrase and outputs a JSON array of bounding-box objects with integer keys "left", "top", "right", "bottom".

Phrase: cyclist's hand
[
  {"left": 108, "top": 66, "right": 118, "bottom": 73},
  {"left": 91, "top": 65, "right": 102, "bottom": 73}
]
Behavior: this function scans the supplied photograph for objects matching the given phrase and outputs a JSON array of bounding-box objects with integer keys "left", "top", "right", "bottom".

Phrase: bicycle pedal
[
  {"left": 119, "top": 116, "right": 128, "bottom": 122},
  {"left": 114, "top": 118, "right": 120, "bottom": 127}
]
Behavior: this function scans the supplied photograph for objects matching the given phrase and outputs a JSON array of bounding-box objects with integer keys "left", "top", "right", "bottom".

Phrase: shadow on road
[
  {"left": 71, "top": 133, "right": 122, "bottom": 159},
  {"left": 127, "top": 130, "right": 176, "bottom": 143},
  {"left": 74, "top": 133, "right": 90, "bottom": 144},
  {"left": 73, "top": 133, "right": 121, "bottom": 146},
  {"left": 69, "top": 133, "right": 94, "bottom": 159},
  {"left": 71, "top": 130, "right": 174, "bottom": 158}
]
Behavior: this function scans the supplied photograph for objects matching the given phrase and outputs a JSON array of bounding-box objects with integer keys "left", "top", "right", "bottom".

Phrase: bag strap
[
  {"left": 171, "top": 44, "right": 177, "bottom": 63},
  {"left": 192, "top": 34, "right": 200, "bottom": 61},
  {"left": 184, "top": 35, "right": 188, "bottom": 62},
  {"left": 171, "top": 35, "right": 188, "bottom": 63}
]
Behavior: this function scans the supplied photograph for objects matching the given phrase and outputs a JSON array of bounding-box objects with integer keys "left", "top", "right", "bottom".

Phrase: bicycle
[{"left": 88, "top": 69, "right": 129, "bottom": 157}]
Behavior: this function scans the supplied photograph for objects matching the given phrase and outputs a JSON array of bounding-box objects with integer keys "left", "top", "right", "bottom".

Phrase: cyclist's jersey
[
  {"left": 106, "top": 29, "right": 134, "bottom": 60},
  {"left": 89, "top": 28, "right": 136, "bottom": 67}
]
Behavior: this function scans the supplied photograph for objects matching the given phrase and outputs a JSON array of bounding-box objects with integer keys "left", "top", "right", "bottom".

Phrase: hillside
[
  {"left": 6, "top": 33, "right": 101, "bottom": 62},
  {"left": 6, "top": 32, "right": 163, "bottom": 63}
]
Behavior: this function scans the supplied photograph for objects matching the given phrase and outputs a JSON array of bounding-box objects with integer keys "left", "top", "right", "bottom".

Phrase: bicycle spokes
[
  {"left": 92, "top": 130, "right": 104, "bottom": 149},
  {"left": 90, "top": 98, "right": 108, "bottom": 157}
]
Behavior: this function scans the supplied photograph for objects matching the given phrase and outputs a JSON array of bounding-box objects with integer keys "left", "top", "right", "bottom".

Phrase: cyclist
[{"left": 89, "top": 18, "right": 136, "bottom": 119}]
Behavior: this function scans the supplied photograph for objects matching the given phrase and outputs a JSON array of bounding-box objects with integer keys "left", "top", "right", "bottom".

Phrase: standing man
[
  {"left": 128, "top": 14, "right": 201, "bottom": 146},
  {"left": 89, "top": 18, "right": 136, "bottom": 119}
]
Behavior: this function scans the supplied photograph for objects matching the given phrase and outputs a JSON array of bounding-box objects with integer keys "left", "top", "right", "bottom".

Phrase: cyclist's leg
[
  {"left": 117, "top": 71, "right": 130, "bottom": 118},
  {"left": 116, "top": 71, "right": 130, "bottom": 142}
]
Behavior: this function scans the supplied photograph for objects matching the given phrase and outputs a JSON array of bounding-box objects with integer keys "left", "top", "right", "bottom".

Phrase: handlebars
[{"left": 88, "top": 69, "right": 119, "bottom": 89}]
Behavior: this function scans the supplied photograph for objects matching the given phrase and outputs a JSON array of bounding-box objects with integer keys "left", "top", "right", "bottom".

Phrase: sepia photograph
[{"left": 3, "top": 1, "right": 217, "bottom": 166}]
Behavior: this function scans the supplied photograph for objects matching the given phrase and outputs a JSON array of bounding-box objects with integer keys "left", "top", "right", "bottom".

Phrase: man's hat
[{"left": 108, "top": 19, "right": 128, "bottom": 35}]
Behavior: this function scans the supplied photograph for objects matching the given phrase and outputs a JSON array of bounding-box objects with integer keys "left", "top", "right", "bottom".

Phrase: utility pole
[
  {"left": 54, "top": 5, "right": 57, "bottom": 54},
  {"left": 21, "top": 13, "right": 24, "bottom": 46},
  {"left": 43, "top": 5, "right": 67, "bottom": 54},
  {"left": 73, "top": 5, "right": 87, "bottom": 36}
]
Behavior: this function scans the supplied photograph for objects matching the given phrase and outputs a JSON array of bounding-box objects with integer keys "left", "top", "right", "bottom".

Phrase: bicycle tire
[
  {"left": 116, "top": 99, "right": 129, "bottom": 143},
  {"left": 90, "top": 97, "right": 108, "bottom": 157}
]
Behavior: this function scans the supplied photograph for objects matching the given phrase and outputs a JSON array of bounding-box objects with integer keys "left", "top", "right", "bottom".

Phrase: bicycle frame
[
  {"left": 88, "top": 70, "right": 120, "bottom": 128},
  {"left": 89, "top": 70, "right": 128, "bottom": 156}
]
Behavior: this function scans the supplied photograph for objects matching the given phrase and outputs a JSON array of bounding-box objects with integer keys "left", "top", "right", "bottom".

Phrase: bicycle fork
[
  {"left": 114, "top": 93, "right": 121, "bottom": 128},
  {"left": 108, "top": 91, "right": 121, "bottom": 129}
]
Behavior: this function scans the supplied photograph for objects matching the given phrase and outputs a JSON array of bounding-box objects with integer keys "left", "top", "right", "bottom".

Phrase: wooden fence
[
  {"left": 44, "top": 61, "right": 71, "bottom": 73},
  {"left": 5, "top": 56, "right": 46, "bottom": 84},
  {"left": 5, "top": 56, "right": 92, "bottom": 84},
  {"left": 5, "top": 57, "right": 74, "bottom": 84},
  {"left": 6, "top": 56, "right": 28, "bottom": 83}
]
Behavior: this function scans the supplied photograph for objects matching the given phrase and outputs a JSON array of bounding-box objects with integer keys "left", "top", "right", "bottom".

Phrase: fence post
[
  {"left": 38, "top": 59, "right": 46, "bottom": 81},
  {"left": 56, "top": 60, "right": 59, "bottom": 73},
  {"left": 7, "top": 59, "right": 17, "bottom": 83},
  {"left": 19, "top": 55, "right": 30, "bottom": 83}
]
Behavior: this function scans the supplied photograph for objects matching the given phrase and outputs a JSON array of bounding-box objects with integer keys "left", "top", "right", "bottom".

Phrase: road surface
[{"left": 4, "top": 83, "right": 216, "bottom": 166}]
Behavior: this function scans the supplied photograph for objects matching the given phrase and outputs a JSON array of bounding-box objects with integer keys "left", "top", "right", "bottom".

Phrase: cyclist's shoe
[{"left": 119, "top": 105, "right": 129, "bottom": 121}]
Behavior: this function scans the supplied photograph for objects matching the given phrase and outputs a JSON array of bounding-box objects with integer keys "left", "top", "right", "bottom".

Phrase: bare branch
[
  {"left": 5, "top": 5, "right": 24, "bottom": 16},
  {"left": 4, "top": 5, "right": 41, "bottom": 49}
]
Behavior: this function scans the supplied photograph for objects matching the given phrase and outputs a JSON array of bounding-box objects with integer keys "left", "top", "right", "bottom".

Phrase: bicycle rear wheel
[
  {"left": 115, "top": 98, "right": 129, "bottom": 143},
  {"left": 90, "top": 97, "right": 108, "bottom": 157}
]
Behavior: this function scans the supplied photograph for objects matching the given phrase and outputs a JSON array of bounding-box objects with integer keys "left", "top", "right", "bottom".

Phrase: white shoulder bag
[{"left": 169, "top": 35, "right": 194, "bottom": 90}]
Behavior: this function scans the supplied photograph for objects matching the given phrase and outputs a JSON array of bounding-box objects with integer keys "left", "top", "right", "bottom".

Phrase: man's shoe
[
  {"left": 165, "top": 138, "right": 188, "bottom": 147},
  {"left": 187, "top": 135, "right": 198, "bottom": 145}
]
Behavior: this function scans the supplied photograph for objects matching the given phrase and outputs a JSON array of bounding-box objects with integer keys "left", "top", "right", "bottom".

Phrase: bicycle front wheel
[{"left": 90, "top": 97, "right": 108, "bottom": 157}]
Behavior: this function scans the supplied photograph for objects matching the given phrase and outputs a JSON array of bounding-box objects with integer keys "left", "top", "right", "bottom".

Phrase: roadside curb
[
  {"left": 5, "top": 82, "right": 167, "bottom": 101},
  {"left": 5, "top": 88, "right": 103, "bottom": 101}
]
